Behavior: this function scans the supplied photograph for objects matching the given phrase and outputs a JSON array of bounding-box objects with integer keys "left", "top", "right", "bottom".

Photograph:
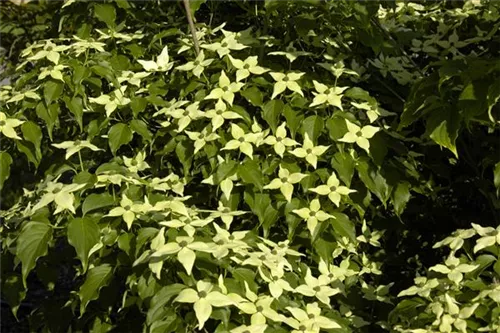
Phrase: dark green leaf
[
  {"left": 147, "top": 284, "right": 186, "bottom": 325},
  {"left": 21, "top": 121, "right": 42, "bottom": 160},
  {"left": 36, "top": 102, "right": 59, "bottom": 141},
  {"left": 331, "top": 151, "right": 354, "bottom": 186},
  {"left": 68, "top": 217, "right": 100, "bottom": 272},
  {"left": 43, "top": 81, "right": 63, "bottom": 106},
  {"left": 262, "top": 100, "right": 283, "bottom": 133},
  {"left": 393, "top": 182, "right": 411, "bottom": 216},
  {"left": 79, "top": 264, "right": 113, "bottom": 315},
  {"left": 241, "top": 87, "right": 263, "bottom": 107},
  {"left": 0, "top": 151, "right": 13, "bottom": 190},
  {"left": 16, "top": 221, "right": 53, "bottom": 287},
  {"left": 108, "top": 123, "right": 133, "bottom": 155},
  {"left": 130, "top": 119, "right": 153, "bottom": 142},
  {"left": 238, "top": 160, "right": 264, "bottom": 191},
  {"left": 82, "top": 193, "right": 116, "bottom": 216},
  {"left": 301, "top": 115, "right": 324, "bottom": 143},
  {"left": 1, "top": 273, "right": 26, "bottom": 319},
  {"left": 214, "top": 161, "right": 238, "bottom": 184},
  {"left": 94, "top": 4, "right": 116, "bottom": 28},
  {"left": 63, "top": 96, "right": 84, "bottom": 130},
  {"left": 330, "top": 212, "right": 356, "bottom": 242}
]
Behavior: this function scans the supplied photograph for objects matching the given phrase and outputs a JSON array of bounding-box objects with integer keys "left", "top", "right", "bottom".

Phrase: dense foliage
[{"left": 1, "top": 0, "right": 499, "bottom": 332}]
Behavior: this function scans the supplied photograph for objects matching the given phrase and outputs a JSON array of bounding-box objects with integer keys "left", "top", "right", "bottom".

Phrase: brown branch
[{"left": 182, "top": 0, "right": 200, "bottom": 56}]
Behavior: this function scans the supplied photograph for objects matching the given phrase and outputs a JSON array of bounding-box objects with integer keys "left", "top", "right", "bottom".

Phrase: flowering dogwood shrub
[{"left": 1, "top": 0, "right": 499, "bottom": 332}]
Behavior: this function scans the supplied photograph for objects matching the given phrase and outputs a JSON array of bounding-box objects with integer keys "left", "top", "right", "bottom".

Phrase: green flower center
[
  {"left": 124, "top": 205, "right": 131, "bottom": 211},
  {"left": 328, "top": 273, "right": 334, "bottom": 279},
  {"left": 216, "top": 240, "right": 225, "bottom": 245},
  {"left": 306, "top": 148, "right": 312, "bottom": 154},
  {"left": 0, "top": 120, "right": 5, "bottom": 126},
  {"left": 243, "top": 64, "right": 250, "bottom": 69},
  {"left": 309, "top": 211, "right": 316, "bottom": 217},
  {"left": 46, "top": 46, "right": 53, "bottom": 51},
  {"left": 179, "top": 241, "right": 188, "bottom": 247},
  {"left": 183, "top": 111, "right": 189, "bottom": 117},
  {"left": 330, "top": 186, "right": 337, "bottom": 192},
  {"left": 280, "top": 177, "right": 288, "bottom": 183},
  {"left": 221, "top": 42, "right": 228, "bottom": 48},
  {"left": 109, "top": 95, "right": 116, "bottom": 101},
  {"left": 74, "top": 140, "right": 81, "bottom": 146},
  {"left": 283, "top": 76, "right": 289, "bottom": 82},
  {"left": 308, "top": 313, "right": 314, "bottom": 319},
  {"left": 299, "top": 325, "right": 307, "bottom": 331},
  {"left": 279, "top": 243, "right": 286, "bottom": 248},
  {"left": 313, "top": 286, "right": 321, "bottom": 292},
  {"left": 52, "top": 187, "right": 61, "bottom": 194},
  {"left": 259, "top": 255, "right": 266, "bottom": 261},
  {"left": 238, "top": 137, "right": 245, "bottom": 143},
  {"left": 216, "top": 110, "right": 223, "bottom": 115},
  {"left": 128, "top": 73, "right": 134, "bottom": 78},
  {"left": 131, "top": 160, "right": 138, "bottom": 166},
  {"left": 256, "top": 306, "right": 263, "bottom": 312},
  {"left": 324, "top": 89, "right": 331, "bottom": 94},
  {"left": 198, "top": 133, "right": 205, "bottom": 139},
  {"left": 198, "top": 291, "right": 207, "bottom": 298},
  {"left": 222, "top": 86, "right": 229, "bottom": 92},
  {"left": 356, "top": 131, "right": 363, "bottom": 137},
  {"left": 276, "top": 137, "right": 283, "bottom": 142},
  {"left": 243, "top": 331, "right": 251, "bottom": 333},
  {"left": 272, "top": 276, "right": 279, "bottom": 281},
  {"left": 228, "top": 235, "right": 235, "bottom": 241},
  {"left": 193, "top": 60, "right": 200, "bottom": 66},
  {"left": 271, "top": 249, "right": 278, "bottom": 255}
]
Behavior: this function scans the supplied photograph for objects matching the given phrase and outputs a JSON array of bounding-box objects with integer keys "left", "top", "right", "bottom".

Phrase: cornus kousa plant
[{"left": 0, "top": 1, "right": 499, "bottom": 333}]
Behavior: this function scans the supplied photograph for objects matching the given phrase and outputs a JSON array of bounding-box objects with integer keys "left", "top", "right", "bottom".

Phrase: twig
[{"left": 182, "top": 0, "right": 200, "bottom": 56}]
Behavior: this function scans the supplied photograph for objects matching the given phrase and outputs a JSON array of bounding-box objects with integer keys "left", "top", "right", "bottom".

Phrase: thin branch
[{"left": 182, "top": 0, "right": 200, "bottom": 55}]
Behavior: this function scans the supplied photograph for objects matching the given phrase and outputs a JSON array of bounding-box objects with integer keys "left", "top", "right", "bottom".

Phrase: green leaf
[
  {"left": 301, "top": 115, "right": 324, "bottom": 143},
  {"left": 130, "top": 119, "right": 153, "bottom": 142},
  {"left": 108, "top": 123, "right": 133, "bottom": 155},
  {"left": 147, "top": 284, "right": 186, "bottom": 325},
  {"left": 68, "top": 217, "right": 100, "bottom": 273},
  {"left": 189, "top": 0, "right": 206, "bottom": 15},
  {"left": 43, "top": 81, "right": 63, "bottom": 106},
  {"left": 16, "top": 141, "right": 40, "bottom": 167},
  {"left": 94, "top": 3, "right": 116, "bottom": 28},
  {"left": 16, "top": 221, "right": 53, "bottom": 287},
  {"left": 176, "top": 138, "right": 193, "bottom": 174},
  {"left": 82, "top": 193, "right": 116, "bottom": 216},
  {"left": 63, "top": 96, "right": 84, "bottom": 130},
  {"left": 1, "top": 273, "right": 26, "bottom": 319},
  {"left": 393, "top": 182, "right": 411, "bottom": 216},
  {"left": 326, "top": 116, "right": 348, "bottom": 141},
  {"left": 79, "top": 264, "right": 113, "bottom": 315},
  {"left": 494, "top": 162, "right": 500, "bottom": 190},
  {"left": 0, "top": 151, "right": 13, "bottom": 190},
  {"left": 130, "top": 97, "right": 147, "bottom": 117},
  {"left": 262, "top": 99, "right": 284, "bottom": 133},
  {"left": 330, "top": 212, "right": 356, "bottom": 242},
  {"left": 36, "top": 102, "right": 59, "bottom": 140},
  {"left": 241, "top": 87, "right": 263, "bottom": 107},
  {"left": 428, "top": 110, "right": 460, "bottom": 158},
  {"left": 214, "top": 161, "right": 238, "bottom": 184},
  {"left": 238, "top": 160, "right": 264, "bottom": 191},
  {"left": 283, "top": 104, "right": 303, "bottom": 138},
  {"left": 331, "top": 151, "right": 354, "bottom": 186},
  {"left": 21, "top": 121, "right": 42, "bottom": 160},
  {"left": 356, "top": 158, "right": 391, "bottom": 205}
]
